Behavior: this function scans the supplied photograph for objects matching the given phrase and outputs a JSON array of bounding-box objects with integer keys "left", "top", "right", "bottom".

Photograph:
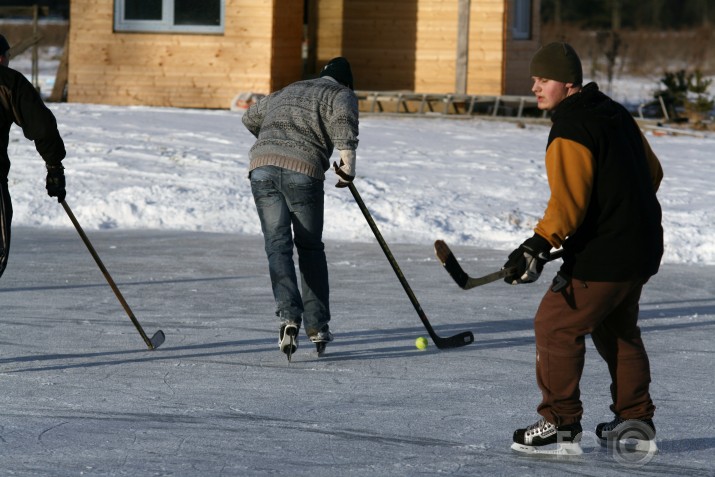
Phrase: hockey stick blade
[
  {"left": 345, "top": 181, "right": 473, "bottom": 349},
  {"left": 149, "top": 330, "right": 166, "bottom": 350},
  {"left": 62, "top": 200, "right": 165, "bottom": 351},
  {"left": 434, "top": 239, "right": 470, "bottom": 288},
  {"left": 435, "top": 239, "right": 564, "bottom": 290},
  {"left": 431, "top": 329, "right": 475, "bottom": 349}
]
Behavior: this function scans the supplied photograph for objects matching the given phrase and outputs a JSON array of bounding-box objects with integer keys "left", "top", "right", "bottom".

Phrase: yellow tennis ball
[{"left": 415, "top": 336, "right": 428, "bottom": 350}]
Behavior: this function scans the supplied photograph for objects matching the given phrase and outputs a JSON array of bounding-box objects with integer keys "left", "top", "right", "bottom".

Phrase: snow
[
  {"left": 9, "top": 45, "right": 715, "bottom": 266},
  {"left": 8, "top": 102, "right": 715, "bottom": 266},
  {"left": 1, "top": 57, "right": 714, "bottom": 476}
]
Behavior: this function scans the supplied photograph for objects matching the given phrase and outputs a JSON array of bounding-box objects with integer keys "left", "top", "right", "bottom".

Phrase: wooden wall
[
  {"left": 467, "top": 0, "right": 507, "bottom": 95},
  {"left": 68, "top": 0, "right": 303, "bottom": 108},
  {"left": 68, "top": 0, "right": 537, "bottom": 108},
  {"left": 504, "top": 0, "right": 542, "bottom": 95},
  {"left": 270, "top": 1, "right": 305, "bottom": 91},
  {"left": 316, "top": 0, "right": 515, "bottom": 96}
]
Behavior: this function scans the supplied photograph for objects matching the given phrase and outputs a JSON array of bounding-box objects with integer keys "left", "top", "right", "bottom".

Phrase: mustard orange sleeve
[{"left": 534, "top": 138, "right": 594, "bottom": 248}]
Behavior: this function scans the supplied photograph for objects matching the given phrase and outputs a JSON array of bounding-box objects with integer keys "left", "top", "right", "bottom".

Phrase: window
[
  {"left": 115, "top": 0, "right": 224, "bottom": 34},
  {"left": 512, "top": 0, "right": 532, "bottom": 40}
]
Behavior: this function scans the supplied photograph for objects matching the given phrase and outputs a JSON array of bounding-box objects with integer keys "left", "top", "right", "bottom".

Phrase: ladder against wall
[
  {"left": 2, "top": 5, "right": 50, "bottom": 91},
  {"left": 355, "top": 91, "right": 546, "bottom": 119}
]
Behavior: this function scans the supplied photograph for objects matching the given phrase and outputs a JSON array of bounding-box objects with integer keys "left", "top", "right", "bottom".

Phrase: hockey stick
[
  {"left": 61, "top": 200, "right": 165, "bottom": 350},
  {"left": 434, "top": 239, "right": 564, "bottom": 290},
  {"left": 346, "top": 182, "right": 474, "bottom": 349}
]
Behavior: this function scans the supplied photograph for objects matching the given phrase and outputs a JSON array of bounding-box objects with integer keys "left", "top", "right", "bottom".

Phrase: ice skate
[
  {"left": 511, "top": 417, "right": 583, "bottom": 456},
  {"left": 309, "top": 328, "right": 333, "bottom": 356},
  {"left": 596, "top": 417, "right": 658, "bottom": 453},
  {"left": 279, "top": 322, "right": 299, "bottom": 362}
]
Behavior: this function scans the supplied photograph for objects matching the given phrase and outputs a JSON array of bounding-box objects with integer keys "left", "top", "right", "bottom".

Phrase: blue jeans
[{"left": 250, "top": 166, "right": 330, "bottom": 335}]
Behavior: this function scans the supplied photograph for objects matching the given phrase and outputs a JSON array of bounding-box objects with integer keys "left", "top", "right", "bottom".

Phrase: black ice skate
[
  {"left": 279, "top": 322, "right": 299, "bottom": 362},
  {"left": 511, "top": 417, "right": 583, "bottom": 456},
  {"left": 309, "top": 328, "right": 333, "bottom": 356},
  {"left": 596, "top": 417, "right": 657, "bottom": 453}
]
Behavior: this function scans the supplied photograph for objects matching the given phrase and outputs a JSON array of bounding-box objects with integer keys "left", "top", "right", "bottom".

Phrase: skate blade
[
  {"left": 281, "top": 339, "right": 297, "bottom": 362},
  {"left": 600, "top": 438, "right": 658, "bottom": 453},
  {"left": 511, "top": 442, "right": 583, "bottom": 456},
  {"left": 315, "top": 342, "right": 327, "bottom": 356},
  {"left": 279, "top": 326, "right": 298, "bottom": 362},
  {"left": 281, "top": 336, "right": 298, "bottom": 362}
]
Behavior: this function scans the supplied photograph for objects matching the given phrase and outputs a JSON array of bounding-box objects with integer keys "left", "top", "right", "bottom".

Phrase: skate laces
[
  {"left": 310, "top": 330, "right": 333, "bottom": 343},
  {"left": 525, "top": 418, "right": 555, "bottom": 437},
  {"left": 600, "top": 417, "right": 625, "bottom": 433}
]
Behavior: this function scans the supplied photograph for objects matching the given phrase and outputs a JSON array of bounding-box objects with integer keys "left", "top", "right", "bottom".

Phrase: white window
[
  {"left": 114, "top": 0, "right": 224, "bottom": 34},
  {"left": 512, "top": 0, "right": 532, "bottom": 40}
]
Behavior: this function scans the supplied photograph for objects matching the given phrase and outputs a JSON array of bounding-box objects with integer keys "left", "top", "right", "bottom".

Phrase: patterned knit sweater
[{"left": 242, "top": 77, "right": 359, "bottom": 180}]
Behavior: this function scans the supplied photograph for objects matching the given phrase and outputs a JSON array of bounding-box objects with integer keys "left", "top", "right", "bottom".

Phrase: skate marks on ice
[{"left": 1, "top": 229, "right": 714, "bottom": 476}]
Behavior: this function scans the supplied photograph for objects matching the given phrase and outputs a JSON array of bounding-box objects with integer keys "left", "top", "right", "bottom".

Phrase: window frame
[
  {"left": 512, "top": 0, "right": 532, "bottom": 40},
  {"left": 114, "top": 0, "right": 225, "bottom": 34}
]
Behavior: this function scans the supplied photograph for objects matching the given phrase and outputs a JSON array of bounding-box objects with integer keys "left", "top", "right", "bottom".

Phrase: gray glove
[{"left": 334, "top": 149, "right": 356, "bottom": 188}]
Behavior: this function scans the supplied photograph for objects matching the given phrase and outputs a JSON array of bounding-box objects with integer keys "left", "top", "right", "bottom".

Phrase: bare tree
[
  {"left": 554, "top": 0, "right": 562, "bottom": 28},
  {"left": 610, "top": 0, "right": 622, "bottom": 30},
  {"left": 650, "top": 0, "right": 664, "bottom": 28}
]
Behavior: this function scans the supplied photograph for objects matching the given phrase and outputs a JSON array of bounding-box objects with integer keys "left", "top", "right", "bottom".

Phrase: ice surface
[{"left": 0, "top": 228, "right": 713, "bottom": 476}]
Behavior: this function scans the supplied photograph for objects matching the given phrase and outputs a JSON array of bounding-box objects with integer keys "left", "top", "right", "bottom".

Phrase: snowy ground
[
  {"left": 6, "top": 104, "right": 715, "bottom": 267},
  {"left": 8, "top": 43, "right": 715, "bottom": 266}
]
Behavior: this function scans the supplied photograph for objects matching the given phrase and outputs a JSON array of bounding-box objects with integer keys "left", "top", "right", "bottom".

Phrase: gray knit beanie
[{"left": 530, "top": 42, "right": 583, "bottom": 85}]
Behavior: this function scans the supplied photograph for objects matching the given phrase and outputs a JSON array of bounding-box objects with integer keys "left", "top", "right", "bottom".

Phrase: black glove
[
  {"left": 46, "top": 164, "right": 66, "bottom": 203},
  {"left": 503, "top": 234, "right": 551, "bottom": 284}
]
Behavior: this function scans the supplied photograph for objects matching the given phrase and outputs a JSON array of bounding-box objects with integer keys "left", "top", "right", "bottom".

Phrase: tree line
[{"left": 541, "top": 0, "right": 713, "bottom": 29}]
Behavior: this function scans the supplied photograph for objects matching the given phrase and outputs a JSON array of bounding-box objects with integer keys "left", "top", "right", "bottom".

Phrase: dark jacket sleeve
[
  {"left": 2, "top": 67, "right": 66, "bottom": 166},
  {"left": 640, "top": 131, "right": 663, "bottom": 192}
]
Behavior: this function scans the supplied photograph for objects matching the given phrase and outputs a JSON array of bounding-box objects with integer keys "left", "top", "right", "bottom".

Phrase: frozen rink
[{"left": 1, "top": 227, "right": 713, "bottom": 476}]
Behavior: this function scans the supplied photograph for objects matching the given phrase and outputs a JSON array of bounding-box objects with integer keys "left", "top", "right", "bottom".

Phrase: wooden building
[{"left": 67, "top": 0, "right": 541, "bottom": 109}]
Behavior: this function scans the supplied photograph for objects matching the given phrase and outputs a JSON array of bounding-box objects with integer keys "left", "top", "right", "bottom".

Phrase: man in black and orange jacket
[{"left": 507, "top": 42, "right": 663, "bottom": 455}]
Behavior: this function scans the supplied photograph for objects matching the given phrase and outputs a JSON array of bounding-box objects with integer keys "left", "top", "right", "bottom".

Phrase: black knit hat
[
  {"left": 0, "top": 34, "right": 10, "bottom": 56},
  {"left": 530, "top": 42, "right": 583, "bottom": 85},
  {"left": 320, "top": 57, "right": 354, "bottom": 90}
]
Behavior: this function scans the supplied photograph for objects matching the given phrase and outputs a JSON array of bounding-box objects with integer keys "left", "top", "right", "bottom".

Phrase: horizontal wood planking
[
  {"left": 503, "top": 0, "right": 542, "bottom": 95},
  {"left": 317, "top": 0, "right": 507, "bottom": 95},
  {"left": 68, "top": 0, "right": 531, "bottom": 107},
  {"left": 69, "top": 0, "right": 300, "bottom": 108}
]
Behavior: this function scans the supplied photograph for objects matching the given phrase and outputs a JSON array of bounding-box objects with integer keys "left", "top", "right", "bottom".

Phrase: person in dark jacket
[
  {"left": 506, "top": 42, "right": 663, "bottom": 456},
  {"left": 242, "top": 57, "right": 359, "bottom": 360},
  {"left": 1, "top": 34, "right": 67, "bottom": 279}
]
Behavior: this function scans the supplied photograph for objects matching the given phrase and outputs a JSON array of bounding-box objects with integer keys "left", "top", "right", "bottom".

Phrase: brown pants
[{"left": 534, "top": 275, "right": 655, "bottom": 426}]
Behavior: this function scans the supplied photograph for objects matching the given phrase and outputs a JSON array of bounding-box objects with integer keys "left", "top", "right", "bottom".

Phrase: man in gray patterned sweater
[{"left": 242, "top": 57, "right": 359, "bottom": 360}]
